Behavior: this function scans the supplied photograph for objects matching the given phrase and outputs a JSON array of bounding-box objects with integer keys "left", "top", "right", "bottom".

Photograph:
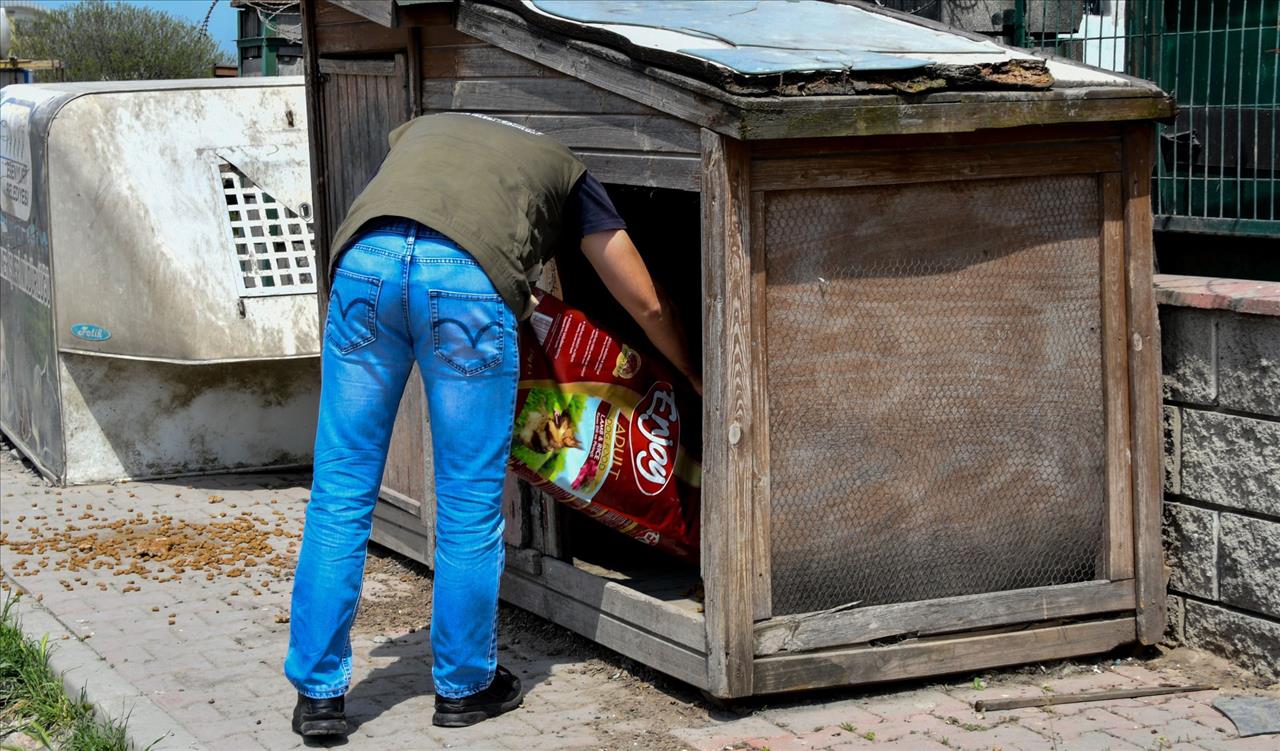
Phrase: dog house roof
[
  {"left": 522, "top": 0, "right": 1003, "bottom": 75},
  {"left": 350, "top": 0, "right": 1176, "bottom": 139}
]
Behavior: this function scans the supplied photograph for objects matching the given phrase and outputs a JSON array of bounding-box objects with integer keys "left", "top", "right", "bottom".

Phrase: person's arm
[{"left": 580, "top": 229, "right": 702, "bottom": 395}]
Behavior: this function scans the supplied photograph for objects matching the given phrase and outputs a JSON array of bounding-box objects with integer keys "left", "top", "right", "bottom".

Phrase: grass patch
[{"left": 0, "top": 595, "right": 132, "bottom": 750}]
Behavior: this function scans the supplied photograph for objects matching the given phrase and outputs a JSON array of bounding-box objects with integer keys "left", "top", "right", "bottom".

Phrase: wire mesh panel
[
  {"left": 217, "top": 163, "right": 317, "bottom": 296},
  {"left": 764, "top": 174, "right": 1108, "bottom": 615}
]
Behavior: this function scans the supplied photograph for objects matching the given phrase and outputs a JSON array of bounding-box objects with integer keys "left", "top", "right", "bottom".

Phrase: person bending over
[{"left": 284, "top": 112, "right": 698, "bottom": 737}]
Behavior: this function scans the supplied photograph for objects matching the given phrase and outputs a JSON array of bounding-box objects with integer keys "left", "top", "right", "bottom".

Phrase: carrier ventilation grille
[{"left": 217, "top": 163, "right": 317, "bottom": 296}]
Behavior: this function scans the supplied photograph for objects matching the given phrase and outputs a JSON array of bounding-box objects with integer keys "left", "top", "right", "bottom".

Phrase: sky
[{"left": 25, "top": 0, "right": 240, "bottom": 56}]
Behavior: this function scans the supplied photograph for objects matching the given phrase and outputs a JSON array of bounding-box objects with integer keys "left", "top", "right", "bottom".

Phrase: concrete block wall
[{"left": 1156, "top": 276, "right": 1280, "bottom": 682}]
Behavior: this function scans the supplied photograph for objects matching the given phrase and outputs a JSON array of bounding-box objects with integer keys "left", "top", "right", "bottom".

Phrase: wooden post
[
  {"left": 748, "top": 191, "right": 772, "bottom": 621},
  {"left": 300, "top": 0, "right": 332, "bottom": 317},
  {"left": 407, "top": 26, "right": 423, "bottom": 117},
  {"left": 1099, "top": 171, "right": 1134, "bottom": 581},
  {"left": 700, "top": 129, "right": 756, "bottom": 698},
  {"left": 1122, "top": 125, "right": 1166, "bottom": 644}
]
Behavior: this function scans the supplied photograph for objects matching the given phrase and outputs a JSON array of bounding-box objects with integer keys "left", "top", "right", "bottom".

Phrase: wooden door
[{"left": 318, "top": 54, "right": 436, "bottom": 563}]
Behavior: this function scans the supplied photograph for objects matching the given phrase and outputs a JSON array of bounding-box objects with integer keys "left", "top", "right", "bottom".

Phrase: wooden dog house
[{"left": 301, "top": 0, "right": 1174, "bottom": 698}]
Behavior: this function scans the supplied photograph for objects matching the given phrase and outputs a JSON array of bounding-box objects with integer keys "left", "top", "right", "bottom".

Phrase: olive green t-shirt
[{"left": 328, "top": 113, "right": 587, "bottom": 320}]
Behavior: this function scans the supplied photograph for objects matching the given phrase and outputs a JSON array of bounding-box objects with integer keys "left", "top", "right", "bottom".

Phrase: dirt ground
[
  {"left": 352, "top": 547, "right": 713, "bottom": 750},
  {"left": 350, "top": 544, "right": 1277, "bottom": 750}
]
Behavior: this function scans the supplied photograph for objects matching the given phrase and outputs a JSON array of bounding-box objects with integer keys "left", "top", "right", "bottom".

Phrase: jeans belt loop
[{"left": 404, "top": 221, "right": 418, "bottom": 258}]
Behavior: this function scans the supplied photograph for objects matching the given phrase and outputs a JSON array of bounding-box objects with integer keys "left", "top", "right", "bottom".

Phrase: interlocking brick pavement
[{"left": 2, "top": 448, "right": 1277, "bottom": 751}]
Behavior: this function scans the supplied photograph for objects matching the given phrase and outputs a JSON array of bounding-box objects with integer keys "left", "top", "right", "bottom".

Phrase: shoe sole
[
  {"left": 293, "top": 718, "right": 349, "bottom": 737},
  {"left": 432, "top": 695, "right": 523, "bottom": 727}
]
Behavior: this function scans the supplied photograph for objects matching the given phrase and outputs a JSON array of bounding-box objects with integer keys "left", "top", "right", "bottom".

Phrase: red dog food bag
[{"left": 509, "top": 292, "right": 701, "bottom": 562}]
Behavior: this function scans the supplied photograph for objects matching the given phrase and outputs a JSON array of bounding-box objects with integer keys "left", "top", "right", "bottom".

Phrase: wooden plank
[
  {"left": 749, "top": 123, "right": 1129, "bottom": 160},
  {"left": 315, "top": 0, "right": 385, "bottom": 26},
  {"left": 407, "top": 27, "right": 423, "bottom": 117},
  {"left": 748, "top": 190, "right": 771, "bottom": 621},
  {"left": 422, "top": 78, "right": 659, "bottom": 115},
  {"left": 737, "top": 86, "right": 1174, "bottom": 115},
  {"left": 315, "top": 24, "right": 406, "bottom": 54},
  {"left": 530, "top": 259, "right": 569, "bottom": 559},
  {"left": 535, "top": 488, "right": 569, "bottom": 561},
  {"left": 379, "top": 486, "right": 422, "bottom": 517},
  {"left": 700, "top": 129, "right": 755, "bottom": 699},
  {"left": 395, "top": 1, "right": 452, "bottom": 27},
  {"left": 313, "top": 4, "right": 407, "bottom": 55},
  {"left": 517, "top": 481, "right": 568, "bottom": 561},
  {"left": 393, "top": 50, "right": 410, "bottom": 129},
  {"left": 424, "top": 45, "right": 558, "bottom": 79},
  {"left": 538, "top": 555, "right": 706, "bottom": 651},
  {"left": 325, "top": 72, "right": 351, "bottom": 229},
  {"left": 329, "top": 0, "right": 394, "bottom": 27},
  {"left": 737, "top": 94, "right": 1174, "bottom": 141},
  {"left": 437, "top": 113, "right": 702, "bottom": 154},
  {"left": 977, "top": 684, "right": 1217, "bottom": 712},
  {"left": 750, "top": 140, "right": 1122, "bottom": 191},
  {"left": 456, "top": 2, "right": 735, "bottom": 134},
  {"left": 500, "top": 567, "right": 709, "bottom": 689},
  {"left": 318, "top": 66, "right": 340, "bottom": 237},
  {"left": 1099, "top": 173, "right": 1134, "bottom": 581},
  {"left": 574, "top": 151, "right": 700, "bottom": 191},
  {"left": 505, "top": 545, "right": 542, "bottom": 577},
  {"left": 752, "top": 618, "right": 1136, "bottom": 695},
  {"left": 418, "top": 23, "right": 485, "bottom": 49},
  {"left": 1122, "top": 126, "right": 1165, "bottom": 645},
  {"left": 371, "top": 496, "right": 432, "bottom": 564},
  {"left": 570, "top": 558, "right": 704, "bottom": 617},
  {"left": 301, "top": 0, "right": 333, "bottom": 309},
  {"left": 754, "top": 580, "right": 1135, "bottom": 656},
  {"left": 318, "top": 57, "right": 398, "bottom": 76},
  {"left": 382, "top": 366, "right": 429, "bottom": 512}
]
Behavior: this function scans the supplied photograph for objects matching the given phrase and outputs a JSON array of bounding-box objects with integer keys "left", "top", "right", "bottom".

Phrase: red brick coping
[{"left": 1154, "top": 274, "right": 1280, "bottom": 317}]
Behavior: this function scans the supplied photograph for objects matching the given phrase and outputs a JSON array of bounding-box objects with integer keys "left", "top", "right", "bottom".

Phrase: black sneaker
[
  {"left": 433, "top": 665, "right": 524, "bottom": 727},
  {"left": 291, "top": 693, "right": 348, "bottom": 737}
]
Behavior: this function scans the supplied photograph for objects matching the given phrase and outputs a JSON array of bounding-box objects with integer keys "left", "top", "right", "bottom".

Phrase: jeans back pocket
[
  {"left": 430, "top": 290, "right": 506, "bottom": 375},
  {"left": 327, "top": 269, "right": 381, "bottom": 354}
]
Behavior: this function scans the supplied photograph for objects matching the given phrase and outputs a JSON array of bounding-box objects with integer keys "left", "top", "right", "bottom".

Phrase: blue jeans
[{"left": 284, "top": 219, "right": 518, "bottom": 699}]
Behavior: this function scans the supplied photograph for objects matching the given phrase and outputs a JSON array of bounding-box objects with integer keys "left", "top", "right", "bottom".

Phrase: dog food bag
[{"left": 509, "top": 292, "right": 701, "bottom": 562}]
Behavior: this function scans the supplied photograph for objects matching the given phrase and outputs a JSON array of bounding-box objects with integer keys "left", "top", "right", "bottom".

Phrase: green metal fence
[{"left": 1014, "top": 1, "right": 1278, "bottom": 238}]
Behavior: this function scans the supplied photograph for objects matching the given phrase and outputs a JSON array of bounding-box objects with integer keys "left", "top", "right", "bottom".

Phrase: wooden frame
[
  {"left": 301, "top": 0, "right": 1169, "bottom": 699},
  {"left": 1122, "top": 125, "right": 1166, "bottom": 645},
  {"left": 701, "top": 129, "right": 757, "bottom": 697}
]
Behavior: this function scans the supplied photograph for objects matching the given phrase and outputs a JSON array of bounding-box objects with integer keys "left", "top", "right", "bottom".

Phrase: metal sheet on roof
[{"left": 526, "top": 0, "right": 1013, "bottom": 74}]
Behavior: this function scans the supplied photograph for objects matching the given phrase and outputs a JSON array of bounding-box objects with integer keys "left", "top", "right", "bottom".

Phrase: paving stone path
[{"left": 1, "top": 451, "right": 1275, "bottom": 751}]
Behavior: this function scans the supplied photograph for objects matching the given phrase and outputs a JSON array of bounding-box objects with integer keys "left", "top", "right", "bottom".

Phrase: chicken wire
[{"left": 764, "top": 174, "right": 1109, "bottom": 616}]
